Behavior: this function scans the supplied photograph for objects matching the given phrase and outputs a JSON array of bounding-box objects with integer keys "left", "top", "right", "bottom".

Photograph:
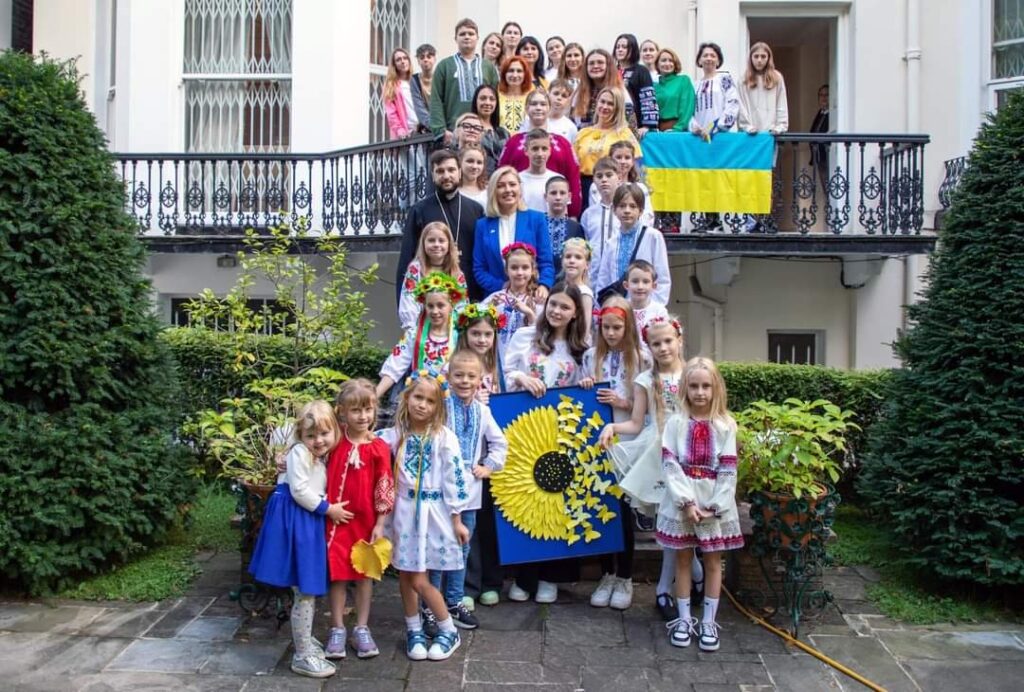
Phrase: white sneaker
[
  {"left": 589, "top": 574, "right": 616, "bottom": 608},
  {"left": 508, "top": 581, "right": 530, "bottom": 602},
  {"left": 290, "top": 653, "right": 336, "bottom": 678},
  {"left": 609, "top": 578, "right": 633, "bottom": 610},
  {"left": 535, "top": 580, "right": 558, "bottom": 604}
]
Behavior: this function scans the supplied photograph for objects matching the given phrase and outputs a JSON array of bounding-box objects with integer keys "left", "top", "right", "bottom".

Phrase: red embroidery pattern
[{"left": 374, "top": 475, "right": 396, "bottom": 514}]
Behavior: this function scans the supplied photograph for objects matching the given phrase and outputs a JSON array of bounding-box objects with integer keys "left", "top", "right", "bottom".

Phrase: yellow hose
[{"left": 722, "top": 586, "right": 887, "bottom": 692}]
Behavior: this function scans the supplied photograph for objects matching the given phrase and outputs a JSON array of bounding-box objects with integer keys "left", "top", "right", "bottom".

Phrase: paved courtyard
[{"left": 1, "top": 549, "right": 1022, "bottom": 691}]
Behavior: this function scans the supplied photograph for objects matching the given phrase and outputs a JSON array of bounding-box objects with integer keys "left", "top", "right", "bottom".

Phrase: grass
[
  {"left": 829, "top": 505, "right": 1021, "bottom": 625},
  {"left": 59, "top": 483, "right": 238, "bottom": 602}
]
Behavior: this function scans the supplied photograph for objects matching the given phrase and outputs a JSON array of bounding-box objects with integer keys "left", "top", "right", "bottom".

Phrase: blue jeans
[{"left": 428, "top": 510, "right": 477, "bottom": 606}]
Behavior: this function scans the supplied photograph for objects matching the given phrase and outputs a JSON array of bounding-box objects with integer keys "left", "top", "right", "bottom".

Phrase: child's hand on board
[{"left": 598, "top": 424, "right": 617, "bottom": 449}]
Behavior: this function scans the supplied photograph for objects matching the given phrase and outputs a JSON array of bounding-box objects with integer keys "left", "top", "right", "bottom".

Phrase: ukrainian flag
[{"left": 642, "top": 131, "right": 775, "bottom": 213}]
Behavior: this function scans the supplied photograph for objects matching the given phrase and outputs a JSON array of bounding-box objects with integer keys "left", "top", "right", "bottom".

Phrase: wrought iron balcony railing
[
  {"left": 115, "top": 133, "right": 930, "bottom": 238},
  {"left": 938, "top": 155, "right": 968, "bottom": 210},
  {"left": 116, "top": 134, "right": 435, "bottom": 236}
]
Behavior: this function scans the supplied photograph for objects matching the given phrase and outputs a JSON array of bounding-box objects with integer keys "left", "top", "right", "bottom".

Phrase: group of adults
[{"left": 389, "top": 17, "right": 833, "bottom": 304}]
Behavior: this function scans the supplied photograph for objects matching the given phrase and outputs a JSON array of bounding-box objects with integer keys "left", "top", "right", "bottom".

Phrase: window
[
  {"left": 368, "top": 0, "right": 411, "bottom": 142},
  {"left": 768, "top": 331, "right": 824, "bottom": 365},
  {"left": 992, "top": 0, "right": 1024, "bottom": 108},
  {"left": 11, "top": 0, "right": 33, "bottom": 53},
  {"left": 171, "top": 297, "right": 290, "bottom": 335},
  {"left": 183, "top": 0, "right": 292, "bottom": 154}
]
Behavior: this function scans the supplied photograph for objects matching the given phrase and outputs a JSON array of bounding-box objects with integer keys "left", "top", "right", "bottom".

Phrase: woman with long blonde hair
[{"left": 383, "top": 48, "right": 420, "bottom": 140}]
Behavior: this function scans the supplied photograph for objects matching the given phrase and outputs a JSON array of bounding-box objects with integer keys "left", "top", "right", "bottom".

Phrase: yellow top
[
  {"left": 500, "top": 93, "right": 529, "bottom": 133},
  {"left": 574, "top": 126, "right": 641, "bottom": 176}
]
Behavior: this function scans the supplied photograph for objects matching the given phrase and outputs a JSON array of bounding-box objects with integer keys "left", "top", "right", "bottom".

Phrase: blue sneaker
[
  {"left": 406, "top": 629, "right": 428, "bottom": 661},
  {"left": 427, "top": 629, "right": 461, "bottom": 661}
]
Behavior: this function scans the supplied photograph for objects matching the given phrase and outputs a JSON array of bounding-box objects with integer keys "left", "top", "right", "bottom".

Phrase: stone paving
[{"left": 1, "top": 551, "right": 1022, "bottom": 691}]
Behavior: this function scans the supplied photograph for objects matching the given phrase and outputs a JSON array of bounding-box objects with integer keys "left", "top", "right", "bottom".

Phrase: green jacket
[
  {"left": 653, "top": 73, "right": 696, "bottom": 131},
  {"left": 429, "top": 54, "right": 499, "bottom": 134}
]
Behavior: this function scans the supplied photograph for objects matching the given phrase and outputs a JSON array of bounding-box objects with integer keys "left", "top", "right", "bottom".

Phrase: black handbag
[{"left": 595, "top": 226, "right": 647, "bottom": 305}]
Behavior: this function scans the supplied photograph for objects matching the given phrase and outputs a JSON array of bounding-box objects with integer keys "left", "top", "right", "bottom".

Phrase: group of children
[{"left": 248, "top": 169, "right": 743, "bottom": 679}]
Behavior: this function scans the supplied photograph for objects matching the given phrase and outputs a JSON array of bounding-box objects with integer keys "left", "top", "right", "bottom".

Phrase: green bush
[
  {"left": 858, "top": 92, "right": 1024, "bottom": 586},
  {"left": 159, "top": 327, "right": 388, "bottom": 417},
  {"left": 720, "top": 362, "right": 889, "bottom": 469},
  {"left": 0, "top": 54, "right": 195, "bottom": 594}
]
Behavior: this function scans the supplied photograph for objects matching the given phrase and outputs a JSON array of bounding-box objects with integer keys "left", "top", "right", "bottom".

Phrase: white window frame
[{"left": 985, "top": 0, "right": 1024, "bottom": 110}]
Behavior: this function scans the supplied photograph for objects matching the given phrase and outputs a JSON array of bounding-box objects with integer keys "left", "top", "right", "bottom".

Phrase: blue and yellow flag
[{"left": 642, "top": 131, "right": 775, "bottom": 213}]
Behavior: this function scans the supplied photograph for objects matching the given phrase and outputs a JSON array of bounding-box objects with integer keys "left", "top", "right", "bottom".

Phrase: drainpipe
[
  {"left": 903, "top": 0, "right": 922, "bottom": 330},
  {"left": 688, "top": 1, "right": 699, "bottom": 79}
]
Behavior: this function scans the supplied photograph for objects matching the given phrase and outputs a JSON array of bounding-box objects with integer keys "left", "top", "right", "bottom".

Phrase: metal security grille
[
  {"left": 183, "top": 0, "right": 292, "bottom": 154},
  {"left": 994, "top": 0, "right": 1024, "bottom": 79},
  {"left": 768, "top": 332, "right": 821, "bottom": 365},
  {"left": 369, "top": 0, "right": 411, "bottom": 142}
]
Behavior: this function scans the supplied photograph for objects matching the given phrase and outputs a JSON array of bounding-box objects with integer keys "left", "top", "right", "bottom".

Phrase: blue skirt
[{"left": 248, "top": 483, "right": 328, "bottom": 596}]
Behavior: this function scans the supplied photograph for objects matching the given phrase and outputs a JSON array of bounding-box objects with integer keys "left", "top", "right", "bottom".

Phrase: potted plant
[
  {"left": 730, "top": 398, "right": 858, "bottom": 631},
  {"left": 736, "top": 397, "right": 857, "bottom": 547}
]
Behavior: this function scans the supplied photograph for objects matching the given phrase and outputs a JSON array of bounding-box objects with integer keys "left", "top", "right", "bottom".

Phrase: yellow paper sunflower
[{"left": 491, "top": 395, "right": 622, "bottom": 546}]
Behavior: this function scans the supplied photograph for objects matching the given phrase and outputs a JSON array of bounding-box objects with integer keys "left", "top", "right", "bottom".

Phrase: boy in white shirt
[
  {"left": 546, "top": 79, "right": 579, "bottom": 145},
  {"left": 624, "top": 259, "right": 669, "bottom": 338},
  {"left": 519, "top": 129, "right": 560, "bottom": 214},
  {"left": 580, "top": 157, "right": 621, "bottom": 271},
  {"left": 595, "top": 184, "right": 671, "bottom": 305}
]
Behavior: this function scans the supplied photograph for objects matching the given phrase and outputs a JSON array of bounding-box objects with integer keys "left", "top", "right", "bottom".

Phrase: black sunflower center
[{"left": 533, "top": 451, "right": 574, "bottom": 493}]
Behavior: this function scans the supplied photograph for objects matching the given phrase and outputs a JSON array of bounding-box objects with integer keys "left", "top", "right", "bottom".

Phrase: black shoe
[
  {"left": 421, "top": 608, "right": 439, "bottom": 638},
  {"left": 634, "top": 511, "right": 655, "bottom": 532},
  {"left": 656, "top": 592, "right": 676, "bottom": 621},
  {"left": 448, "top": 602, "right": 479, "bottom": 630}
]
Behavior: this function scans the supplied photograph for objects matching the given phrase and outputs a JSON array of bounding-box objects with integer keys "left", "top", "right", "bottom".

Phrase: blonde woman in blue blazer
[{"left": 473, "top": 166, "right": 555, "bottom": 297}]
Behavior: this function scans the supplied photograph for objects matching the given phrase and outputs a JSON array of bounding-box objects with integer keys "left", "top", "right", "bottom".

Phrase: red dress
[{"left": 325, "top": 436, "right": 395, "bottom": 580}]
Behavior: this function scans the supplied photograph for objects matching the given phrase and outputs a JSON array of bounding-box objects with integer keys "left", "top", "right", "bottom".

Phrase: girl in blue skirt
[{"left": 249, "top": 400, "right": 348, "bottom": 678}]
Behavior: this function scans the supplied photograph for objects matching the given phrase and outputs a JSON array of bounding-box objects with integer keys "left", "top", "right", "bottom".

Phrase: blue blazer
[{"left": 473, "top": 209, "right": 555, "bottom": 296}]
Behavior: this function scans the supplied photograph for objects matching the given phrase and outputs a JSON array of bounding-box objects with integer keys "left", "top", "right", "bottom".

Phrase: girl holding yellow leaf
[{"left": 323, "top": 379, "right": 395, "bottom": 661}]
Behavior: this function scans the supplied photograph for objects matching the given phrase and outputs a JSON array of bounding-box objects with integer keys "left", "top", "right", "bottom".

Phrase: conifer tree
[
  {"left": 858, "top": 92, "right": 1024, "bottom": 585},
  {"left": 0, "top": 53, "right": 195, "bottom": 593}
]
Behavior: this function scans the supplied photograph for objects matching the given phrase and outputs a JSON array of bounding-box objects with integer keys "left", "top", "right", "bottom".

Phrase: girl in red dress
[{"left": 324, "top": 379, "right": 395, "bottom": 660}]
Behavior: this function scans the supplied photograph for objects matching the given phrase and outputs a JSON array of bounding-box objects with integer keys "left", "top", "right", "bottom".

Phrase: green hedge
[
  {"left": 720, "top": 362, "right": 890, "bottom": 475},
  {"left": 159, "top": 327, "right": 389, "bottom": 416}
]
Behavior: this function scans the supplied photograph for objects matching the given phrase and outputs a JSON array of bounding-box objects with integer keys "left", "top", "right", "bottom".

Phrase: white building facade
[{"left": 11, "top": 0, "right": 1024, "bottom": 368}]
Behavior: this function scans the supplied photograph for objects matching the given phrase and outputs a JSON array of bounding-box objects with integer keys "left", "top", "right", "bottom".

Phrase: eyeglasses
[{"left": 459, "top": 123, "right": 484, "bottom": 133}]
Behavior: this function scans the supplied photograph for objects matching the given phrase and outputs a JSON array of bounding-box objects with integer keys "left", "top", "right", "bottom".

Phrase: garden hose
[{"left": 722, "top": 586, "right": 887, "bottom": 692}]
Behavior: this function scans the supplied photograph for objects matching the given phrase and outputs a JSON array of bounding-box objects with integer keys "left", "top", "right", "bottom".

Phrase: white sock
[
  {"left": 437, "top": 616, "right": 457, "bottom": 634},
  {"left": 676, "top": 597, "right": 691, "bottom": 622},
  {"left": 657, "top": 548, "right": 677, "bottom": 594},
  {"left": 405, "top": 614, "right": 422, "bottom": 631},
  {"left": 703, "top": 596, "right": 719, "bottom": 624},
  {"left": 290, "top": 593, "right": 316, "bottom": 656},
  {"left": 691, "top": 550, "right": 704, "bottom": 586}
]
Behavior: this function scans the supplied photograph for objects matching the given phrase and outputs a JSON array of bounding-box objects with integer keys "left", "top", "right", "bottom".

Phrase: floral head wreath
[
  {"left": 501, "top": 241, "right": 537, "bottom": 260},
  {"left": 456, "top": 302, "right": 509, "bottom": 331},
  {"left": 642, "top": 316, "right": 683, "bottom": 343},
  {"left": 414, "top": 271, "right": 466, "bottom": 305},
  {"left": 562, "top": 237, "right": 593, "bottom": 260},
  {"left": 404, "top": 367, "right": 450, "bottom": 398}
]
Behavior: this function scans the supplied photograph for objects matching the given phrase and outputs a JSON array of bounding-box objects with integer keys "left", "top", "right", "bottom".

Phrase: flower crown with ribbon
[
  {"left": 404, "top": 367, "right": 450, "bottom": 398},
  {"left": 562, "top": 237, "right": 593, "bottom": 260},
  {"left": 642, "top": 316, "right": 683, "bottom": 343},
  {"left": 501, "top": 241, "right": 537, "bottom": 260},
  {"left": 455, "top": 302, "right": 509, "bottom": 331},
  {"left": 413, "top": 271, "right": 466, "bottom": 304}
]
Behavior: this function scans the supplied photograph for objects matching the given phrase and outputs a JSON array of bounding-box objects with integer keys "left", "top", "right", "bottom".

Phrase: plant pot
[
  {"left": 237, "top": 481, "right": 276, "bottom": 581},
  {"left": 754, "top": 485, "right": 831, "bottom": 552}
]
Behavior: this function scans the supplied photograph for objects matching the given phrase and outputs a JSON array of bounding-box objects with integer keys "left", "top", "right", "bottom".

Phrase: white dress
[
  {"left": 445, "top": 397, "right": 508, "bottom": 511},
  {"left": 656, "top": 414, "right": 744, "bottom": 553},
  {"left": 379, "top": 325, "right": 454, "bottom": 384},
  {"left": 377, "top": 427, "right": 470, "bottom": 571},
  {"left": 503, "top": 326, "right": 581, "bottom": 390},
  {"left": 610, "top": 367, "right": 683, "bottom": 516},
  {"left": 581, "top": 347, "right": 641, "bottom": 429},
  {"left": 483, "top": 289, "right": 537, "bottom": 359}
]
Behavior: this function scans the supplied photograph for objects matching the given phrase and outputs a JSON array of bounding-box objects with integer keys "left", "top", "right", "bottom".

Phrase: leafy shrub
[
  {"left": 0, "top": 54, "right": 195, "bottom": 594},
  {"left": 858, "top": 92, "right": 1024, "bottom": 586},
  {"left": 160, "top": 327, "right": 388, "bottom": 418}
]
